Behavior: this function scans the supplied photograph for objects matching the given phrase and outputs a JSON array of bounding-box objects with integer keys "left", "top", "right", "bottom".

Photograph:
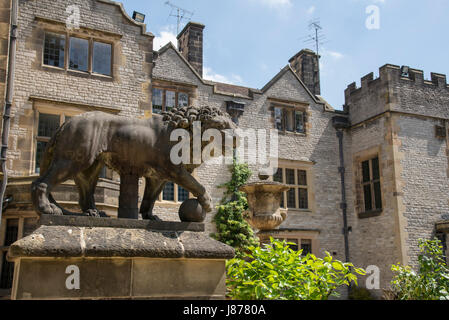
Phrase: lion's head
[{"left": 162, "top": 106, "right": 238, "bottom": 164}]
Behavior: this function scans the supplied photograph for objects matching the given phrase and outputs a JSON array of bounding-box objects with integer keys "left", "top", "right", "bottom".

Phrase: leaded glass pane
[
  {"left": 374, "top": 182, "right": 382, "bottom": 210},
  {"left": 93, "top": 41, "right": 112, "bottom": 76},
  {"left": 372, "top": 157, "right": 380, "bottom": 180},
  {"left": 286, "top": 169, "right": 295, "bottom": 185},
  {"left": 364, "top": 185, "right": 373, "bottom": 212},
  {"left": 69, "top": 37, "right": 89, "bottom": 72},
  {"left": 44, "top": 32, "right": 65, "bottom": 68},
  {"left": 301, "top": 239, "right": 312, "bottom": 255},
  {"left": 295, "top": 111, "right": 305, "bottom": 133},
  {"left": 166, "top": 91, "right": 176, "bottom": 111},
  {"left": 274, "top": 108, "right": 283, "bottom": 131},
  {"left": 362, "top": 160, "right": 371, "bottom": 183},
  {"left": 178, "top": 93, "right": 189, "bottom": 107},
  {"left": 298, "top": 170, "right": 307, "bottom": 186},
  {"left": 35, "top": 141, "right": 48, "bottom": 174},
  {"left": 38, "top": 113, "right": 60, "bottom": 137},
  {"left": 287, "top": 189, "right": 296, "bottom": 209},
  {"left": 298, "top": 188, "right": 308, "bottom": 209},
  {"left": 287, "top": 239, "right": 299, "bottom": 251},
  {"left": 163, "top": 182, "right": 175, "bottom": 201},
  {"left": 178, "top": 186, "right": 189, "bottom": 203},
  {"left": 152, "top": 88, "right": 163, "bottom": 114}
]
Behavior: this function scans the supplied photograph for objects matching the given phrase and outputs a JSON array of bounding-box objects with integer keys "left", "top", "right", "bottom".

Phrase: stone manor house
[{"left": 0, "top": 0, "right": 448, "bottom": 299}]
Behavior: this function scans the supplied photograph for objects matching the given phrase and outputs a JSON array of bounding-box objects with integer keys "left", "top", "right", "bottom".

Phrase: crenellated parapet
[
  {"left": 345, "top": 64, "right": 449, "bottom": 124},
  {"left": 346, "top": 64, "right": 448, "bottom": 98}
]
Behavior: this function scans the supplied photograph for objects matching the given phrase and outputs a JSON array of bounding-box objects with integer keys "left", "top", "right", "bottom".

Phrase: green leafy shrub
[
  {"left": 226, "top": 238, "right": 366, "bottom": 300},
  {"left": 390, "top": 238, "right": 449, "bottom": 300},
  {"left": 212, "top": 159, "right": 258, "bottom": 256}
]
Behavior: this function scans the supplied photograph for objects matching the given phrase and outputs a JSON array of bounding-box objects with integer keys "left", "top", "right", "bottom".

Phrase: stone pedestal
[{"left": 7, "top": 215, "right": 234, "bottom": 300}]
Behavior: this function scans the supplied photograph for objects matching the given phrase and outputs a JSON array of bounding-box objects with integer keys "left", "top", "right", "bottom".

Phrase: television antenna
[
  {"left": 300, "top": 19, "right": 329, "bottom": 57},
  {"left": 165, "top": 1, "right": 194, "bottom": 35}
]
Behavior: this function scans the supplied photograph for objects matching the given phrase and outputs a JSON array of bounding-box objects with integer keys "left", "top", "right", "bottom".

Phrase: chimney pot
[
  {"left": 177, "top": 22, "right": 205, "bottom": 77},
  {"left": 289, "top": 49, "right": 321, "bottom": 96}
]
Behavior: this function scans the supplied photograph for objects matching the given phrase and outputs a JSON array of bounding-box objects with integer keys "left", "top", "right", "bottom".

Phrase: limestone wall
[
  {"left": 397, "top": 115, "right": 449, "bottom": 268},
  {"left": 9, "top": 0, "right": 153, "bottom": 176}
]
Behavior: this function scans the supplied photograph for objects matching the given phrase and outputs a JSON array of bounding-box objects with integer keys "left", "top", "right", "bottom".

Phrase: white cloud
[
  {"left": 307, "top": 6, "right": 316, "bottom": 15},
  {"left": 153, "top": 26, "right": 177, "bottom": 50},
  {"left": 203, "top": 67, "right": 244, "bottom": 85},
  {"left": 320, "top": 49, "right": 344, "bottom": 61},
  {"left": 327, "top": 51, "right": 344, "bottom": 60},
  {"left": 253, "top": 0, "right": 292, "bottom": 8}
]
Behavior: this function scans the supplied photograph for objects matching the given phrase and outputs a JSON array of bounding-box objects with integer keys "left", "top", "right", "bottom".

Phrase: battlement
[{"left": 345, "top": 64, "right": 449, "bottom": 97}]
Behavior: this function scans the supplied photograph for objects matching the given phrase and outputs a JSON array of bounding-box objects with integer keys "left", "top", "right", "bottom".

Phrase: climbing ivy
[{"left": 212, "top": 159, "right": 259, "bottom": 256}]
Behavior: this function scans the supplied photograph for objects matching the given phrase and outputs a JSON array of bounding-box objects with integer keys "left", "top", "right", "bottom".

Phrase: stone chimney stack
[
  {"left": 177, "top": 22, "right": 205, "bottom": 77},
  {"left": 289, "top": 49, "right": 321, "bottom": 96}
]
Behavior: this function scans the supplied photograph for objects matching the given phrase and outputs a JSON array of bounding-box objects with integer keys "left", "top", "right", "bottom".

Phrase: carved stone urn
[{"left": 240, "top": 181, "right": 290, "bottom": 231}]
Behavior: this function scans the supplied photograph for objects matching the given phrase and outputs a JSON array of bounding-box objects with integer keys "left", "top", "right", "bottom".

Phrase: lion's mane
[{"left": 161, "top": 106, "right": 226, "bottom": 129}]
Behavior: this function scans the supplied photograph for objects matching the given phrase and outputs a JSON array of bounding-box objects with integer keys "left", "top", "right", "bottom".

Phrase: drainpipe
[
  {"left": 0, "top": 0, "right": 18, "bottom": 223},
  {"left": 336, "top": 129, "right": 350, "bottom": 263},
  {"left": 332, "top": 115, "right": 351, "bottom": 295}
]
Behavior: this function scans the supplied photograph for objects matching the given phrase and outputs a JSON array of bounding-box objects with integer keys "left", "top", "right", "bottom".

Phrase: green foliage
[
  {"left": 390, "top": 238, "right": 449, "bottom": 300},
  {"left": 212, "top": 159, "right": 258, "bottom": 256},
  {"left": 226, "top": 238, "right": 366, "bottom": 300}
]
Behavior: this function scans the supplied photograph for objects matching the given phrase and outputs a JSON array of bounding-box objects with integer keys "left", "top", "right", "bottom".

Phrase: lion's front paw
[
  {"left": 198, "top": 194, "right": 213, "bottom": 213},
  {"left": 43, "top": 204, "right": 63, "bottom": 216}
]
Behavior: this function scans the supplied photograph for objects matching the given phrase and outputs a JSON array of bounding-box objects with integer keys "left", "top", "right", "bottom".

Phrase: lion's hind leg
[
  {"left": 31, "top": 159, "right": 83, "bottom": 216},
  {"left": 140, "top": 177, "right": 166, "bottom": 221}
]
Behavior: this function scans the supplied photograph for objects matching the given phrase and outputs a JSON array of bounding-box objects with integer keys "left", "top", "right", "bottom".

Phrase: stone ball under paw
[{"left": 179, "top": 199, "right": 206, "bottom": 223}]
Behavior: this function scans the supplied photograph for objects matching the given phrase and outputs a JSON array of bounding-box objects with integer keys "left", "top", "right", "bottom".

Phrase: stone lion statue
[{"left": 31, "top": 105, "right": 236, "bottom": 220}]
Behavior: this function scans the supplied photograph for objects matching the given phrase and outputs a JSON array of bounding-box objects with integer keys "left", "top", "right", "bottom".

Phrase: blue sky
[{"left": 120, "top": 0, "right": 449, "bottom": 109}]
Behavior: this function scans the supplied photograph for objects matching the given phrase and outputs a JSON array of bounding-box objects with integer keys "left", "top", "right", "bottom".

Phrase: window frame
[
  {"left": 43, "top": 31, "right": 66, "bottom": 69},
  {"left": 35, "top": 111, "right": 71, "bottom": 174},
  {"left": 152, "top": 87, "right": 190, "bottom": 115},
  {"left": 271, "top": 104, "right": 308, "bottom": 134},
  {"left": 273, "top": 160, "right": 315, "bottom": 213},
  {"left": 259, "top": 230, "right": 320, "bottom": 256},
  {"left": 42, "top": 31, "right": 114, "bottom": 78},
  {"left": 353, "top": 148, "right": 384, "bottom": 219},
  {"left": 361, "top": 157, "right": 383, "bottom": 213},
  {"left": 158, "top": 182, "right": 192, "bottom": 204}
]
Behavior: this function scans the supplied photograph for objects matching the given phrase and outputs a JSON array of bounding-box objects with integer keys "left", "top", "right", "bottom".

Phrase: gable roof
[
  {"left": 156, "top": 43, "right": 326, "bottom": 106},
  {"left": 97, "top": 0, "right": 154, "bottom": 38},
  {"left": 157, "top": 42, "right": 204, "bottom": 83},
  {"left": 261, "top": 65, "right": 322, "bottom": 105}
]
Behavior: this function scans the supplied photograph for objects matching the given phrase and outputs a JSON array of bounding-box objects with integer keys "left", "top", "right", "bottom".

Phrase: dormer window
[
  {"left": 152, "top": 88, "right": 190, "bottom": 115},
  {"left": 273, "top": 106, "right": 306, "bottom": 134}
]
